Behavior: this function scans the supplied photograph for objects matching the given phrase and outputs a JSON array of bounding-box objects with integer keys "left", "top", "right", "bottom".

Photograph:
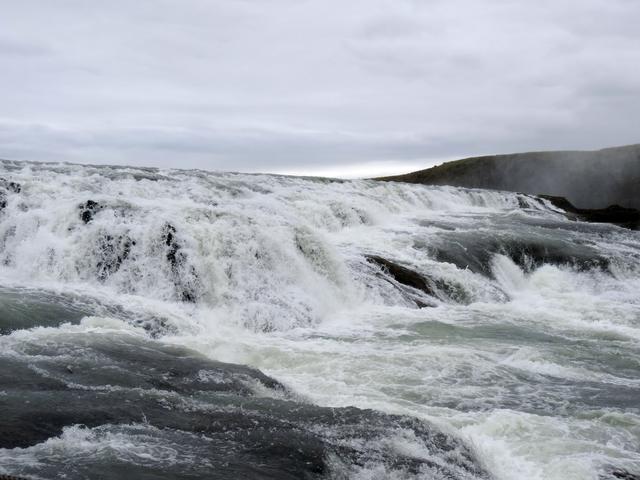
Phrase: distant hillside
[{"left": 376, "top": 144, "right": 640, "bottom": 209}]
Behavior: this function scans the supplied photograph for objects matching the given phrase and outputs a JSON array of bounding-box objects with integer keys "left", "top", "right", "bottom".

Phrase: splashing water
[{"left": 0, "top": 160, "right": 639, "bottom": 480}]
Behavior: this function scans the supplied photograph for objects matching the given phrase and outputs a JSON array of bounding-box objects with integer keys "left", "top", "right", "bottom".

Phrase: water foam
[{"left": 1, "top": 159, "right": 639, "bottom": 479}]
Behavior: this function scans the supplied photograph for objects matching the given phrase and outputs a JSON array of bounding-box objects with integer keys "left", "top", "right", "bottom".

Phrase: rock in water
[
  {"left": 365, "top": 255, "right": 472, "bottom": 305},
  {"left": 161, "top": 223, "right": 199, "bottom": 302},
  {"left": 95, "top": 233, "right": 135, "bottom": 280},
  {"left": 0, "top": 178, "right": 21, "bottom": 211},
  {"left": 540, "top": 195, "right": 640, "bottom": 230},
  {"left": 79, "top": 200, "right": 103, "bottom": 224},
  {"left": 366, "top": 255, "right": 437, "bottom": 296}
]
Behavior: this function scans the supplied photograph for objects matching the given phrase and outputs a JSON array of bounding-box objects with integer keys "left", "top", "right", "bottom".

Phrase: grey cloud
[
  {"left": 0, "top": 37, "right": 51, "bottom": 57},
  {"left": 0, "top": 0, "right": 638, "bottom": 176}
]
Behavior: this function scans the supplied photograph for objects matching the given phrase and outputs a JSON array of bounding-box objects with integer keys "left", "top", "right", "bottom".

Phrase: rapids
[{"left": 0, "top": 159, "right": 639, "bottom": 479}]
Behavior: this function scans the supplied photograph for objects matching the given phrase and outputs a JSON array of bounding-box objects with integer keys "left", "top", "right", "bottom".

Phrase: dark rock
[
  {"left": 0, "top": 178, "right": 21, "bottom": 212},
  {"left": 79, "top": 200, "right": 103, "bottom": 224},
  {"left": 607, "top": 469, "right": 640, "bottom": 480},
  {"left": 365, "top": 255, "right": 470, "bottom": 305},
  {"left": 541, "top": 195, "right": 640, "bottom": 230},
  {"left": 539, "top": 195, "right": 578, "bottom": 214},
  {"left": 366, "top": 255, "right": 436, "bottom": 297},
  {"left": 517, "top": 195, "right": 531, "bottom": 209},
  {"left": 0, "top": 286, "right": 176, "bottom": 338},
  {"left": 136, "top": 316, "right": 178, "bottom": 338},
  {"left": 162, "top": 223, "right": 199, "bottom": 302},
  {"left": 0, "top": 177, "right": 21, "bottom": 194},
  {"left": 95, "top": 234, "right": 135, "bottom": 280},
  {"left": 163, "top": 223, "right": 179, "bottom": 267}
]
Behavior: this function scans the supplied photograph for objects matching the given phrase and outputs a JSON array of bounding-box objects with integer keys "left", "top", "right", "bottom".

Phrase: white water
[{"left": 1, "top": 160, "right": 639, "bottom": 479}]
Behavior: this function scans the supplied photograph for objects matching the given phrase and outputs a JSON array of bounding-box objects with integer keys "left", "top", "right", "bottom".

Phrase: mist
[{"left": 379, "top": 144, "right": 640, "bottom": 209}]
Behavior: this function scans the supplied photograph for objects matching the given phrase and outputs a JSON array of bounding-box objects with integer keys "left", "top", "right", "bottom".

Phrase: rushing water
[{"left": 0, "top": 159, "right": 639, "bottom": 480}]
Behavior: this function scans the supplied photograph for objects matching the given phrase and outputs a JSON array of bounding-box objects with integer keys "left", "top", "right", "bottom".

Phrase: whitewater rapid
[{"left": 0, "top": 159, "right": 639, "bottom": 479}]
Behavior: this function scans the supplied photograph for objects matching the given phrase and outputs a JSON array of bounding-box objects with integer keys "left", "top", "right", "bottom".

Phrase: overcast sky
[{"left": 1, "top": 0, "right": 639, "bottom": 177}]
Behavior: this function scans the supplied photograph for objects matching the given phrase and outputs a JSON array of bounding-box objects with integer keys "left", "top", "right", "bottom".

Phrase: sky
[{"left": 1, "top": 0, "right": 639, "bottom": 178}]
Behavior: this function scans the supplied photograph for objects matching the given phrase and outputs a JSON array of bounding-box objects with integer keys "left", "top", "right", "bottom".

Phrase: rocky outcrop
[
  {"left": 162, "top": 223, "right": 199, "bottom": 302},
  {"left": 365, "top": 255, "right": 469, "bottom": 306},
  {"left": 608, "top": 469, "right": 640, "bottom": 480},
  {"left": 366, "top": 255, "right": 436, "bottom": 296},
  {"left": 541, "top": 195, "right": 640, "bottom": 230},
  {"left": 79, "top": 200, "right": 103, "bottom": 224},
  {"left": 0, "top": 178, "right": 21, "bottom": 194},
  {"left": 95, "top": 233, "right": 135, "bottom": 281},
  {"left": 0, "top": 178, "right": 21, "bottom": 211},
  {"left": 75, "top": 206, "right": 200, "bottom": 300}
]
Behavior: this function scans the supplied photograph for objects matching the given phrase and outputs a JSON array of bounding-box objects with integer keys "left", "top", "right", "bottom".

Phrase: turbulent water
[{"left": 0, "top": 159, "right": 639, "bottom": 480}]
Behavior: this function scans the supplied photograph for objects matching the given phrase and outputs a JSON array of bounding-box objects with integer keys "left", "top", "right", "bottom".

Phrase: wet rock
[
  {"left": 95, "top": 234, "right": 135, "bottom": 280},
  {"left": 366, "top": 255, "right": 437, "bottom": 296},
  {"left": 0, "top": 177, "right": 21, "bottom": 194},
  {"left": 79, "top": 200, "right": 103, "bottom": 224},
  {"left": 540, "top": 195, "right": 577, "bottom": 214},
  {"left": 517, "top": 197, "right": 528, "bottom": 209},
  {"left": 135, "top": 316, "right": 178, "bottom": 338},
  {"left": 607, "top": 469, "right": 640, "bottom": 480},
  {"left": 541, "top": 195, "right": 640, "bottom": 230},
  {"left": 162, "top": 223, "right": 199, "bottom": 302},
  {"left": 0, "top": 178, "right": 21, "bottom": 211},
  {"left": 365, "top": 255, "right": 469, "bottom": 306},
  {"left": 163, "top": 223, "right": 179, "bottom": 266}
]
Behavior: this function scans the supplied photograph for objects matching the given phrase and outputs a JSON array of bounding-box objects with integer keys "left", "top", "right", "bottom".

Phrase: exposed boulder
[
  {"left": 162, "top": 223, "right": 199, "bottom": 302},
  {"left": 541, "top": 195, "right": 640, "bottom": 230},
  {"left": 95, "top": 233, "right": 135, "bottom": 281},
  {"left": 0, "top": 178, "right": 21, "bottom": 211},
  {"left": 79, "top": 200, "right": 103, "bottom": 224},
  {"left": 0, "top": 178, "right": 21, "bottom": 194},
  {"left": 365, "top": 255, "right": 469, "bottom": 306},
  {"left": 366, "top": 255, "right": 437, "bottom": 297},
  {"left": 607, "top": 469, "right": 640, "bottom": 480},
  {"left": 517, "top": 195, "right": 532, "bottom": 209}
]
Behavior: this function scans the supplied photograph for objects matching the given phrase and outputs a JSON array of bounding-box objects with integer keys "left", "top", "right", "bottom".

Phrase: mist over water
[
  {"left": 0, "top": 159, "right": 639, "bottom": 480},
  {"left": 386, "top": 144, "right": 640, "bottom": 210}
]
